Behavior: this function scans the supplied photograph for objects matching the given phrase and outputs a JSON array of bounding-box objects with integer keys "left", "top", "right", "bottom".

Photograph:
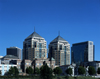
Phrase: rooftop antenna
[
  {"left": 34, "top": 26, "right": 35, "bottom": 32},
  {"left": 58, "top": 31, "right": 60, "bottom": 36}
]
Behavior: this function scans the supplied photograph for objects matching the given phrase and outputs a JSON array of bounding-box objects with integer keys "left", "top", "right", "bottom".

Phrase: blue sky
[{"left": 0, "top": 0, "right": 100, "bottom": 60}]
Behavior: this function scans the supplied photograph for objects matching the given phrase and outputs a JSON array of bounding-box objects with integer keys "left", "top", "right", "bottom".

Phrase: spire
[
  {"left": 58, "top": 31, "right": 60, "bottom": 36},
  {"left": 34, "top": 26, "right": 35, "bottom": 32}
]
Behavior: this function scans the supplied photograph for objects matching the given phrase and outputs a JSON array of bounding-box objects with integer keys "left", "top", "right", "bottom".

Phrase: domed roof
[
  {"left": 3, "top": 55, "right": 19, "bottom": 59},
  {"left": 25, "top": 32, "right": 43, "bottom": 40}
]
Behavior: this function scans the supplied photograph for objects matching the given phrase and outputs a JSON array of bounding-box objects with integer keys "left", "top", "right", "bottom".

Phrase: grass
[{"left": 0, "top": 76, "right": 99, "bottom": 79}]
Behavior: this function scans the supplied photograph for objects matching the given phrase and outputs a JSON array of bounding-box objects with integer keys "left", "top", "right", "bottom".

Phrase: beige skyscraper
[
  {"left": 48, "top": 35, "right": 70, "bottom": 66},
  {"left": 23, "top": 31, "right": 47, "bottom": 61}
]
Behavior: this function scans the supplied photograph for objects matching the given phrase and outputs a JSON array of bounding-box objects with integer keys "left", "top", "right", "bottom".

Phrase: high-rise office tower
[
  {"left": 7, "top": 47, "right": 21, "bottom": 59},
  {"left": 48, "top": 35, "right": 70, "bottom": 66},
  {"left": 71, "top": 41, "right": 94, "bottom": 65},
  {"left": 23, "top": 31, "right": 47, "bottom": 61}
]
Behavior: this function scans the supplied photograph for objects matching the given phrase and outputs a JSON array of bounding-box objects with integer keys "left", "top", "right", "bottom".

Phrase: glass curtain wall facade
[
  {"left": 71, "top": 41, "right": 94, "bottom": 65},
  {"left": 23, "top": 32, "right": 47, "bottom": 61},
  {"left": 48, "top": 36, "right": 70, "bottom": 66}
]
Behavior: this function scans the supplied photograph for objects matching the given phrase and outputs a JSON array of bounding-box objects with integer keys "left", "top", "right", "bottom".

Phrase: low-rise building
[
  {"left": 33, "top": 58, "right": 55, "bottom": 69},
  {"left": 21, "top": 59, "right": 32, "bottom": 72},
  {"left": 0, "top": 64, "right": 17, "bottom": 75},
  {"left": 59, "top": 65, "right": 75, "bottom": 76}
]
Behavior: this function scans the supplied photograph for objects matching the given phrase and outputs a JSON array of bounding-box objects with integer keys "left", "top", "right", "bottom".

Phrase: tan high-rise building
[
  {"left": 48, "top": 35, "right": 70, "bottom": 66},
  {"left": 23, "top": 31, "right": 47, "bottom": 61}
]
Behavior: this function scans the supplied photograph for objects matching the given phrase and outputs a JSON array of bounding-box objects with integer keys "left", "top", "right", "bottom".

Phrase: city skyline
[{"left": 0, "top": 0, "right": 100, "bottom": 61}]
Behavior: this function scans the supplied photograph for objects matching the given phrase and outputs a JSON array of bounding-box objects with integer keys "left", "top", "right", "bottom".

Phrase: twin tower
[{"left": 23, "top": 31, "right": 70, "bottom": 66}]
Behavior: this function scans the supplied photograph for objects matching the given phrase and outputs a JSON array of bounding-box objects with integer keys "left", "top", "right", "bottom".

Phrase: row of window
[
  {"left": 25, "top": 63, "right": 31, "bottom": 65},
  {"left": 36, "top": 63, "right": 52, "bottom": 66}
]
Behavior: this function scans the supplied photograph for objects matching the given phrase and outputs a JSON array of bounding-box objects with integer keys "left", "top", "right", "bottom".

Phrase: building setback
[
  {"left": 23, "top": 31, "right": 47, "bottom": 61},
  {"left": 7, "top": 47, "right": 21, "bottom": 59},
  {"left": 48, "top": 35, "right": 70, "bottom": 66},
  {"left": 71, "top": 41, "right": 94, "bottom": 65}
]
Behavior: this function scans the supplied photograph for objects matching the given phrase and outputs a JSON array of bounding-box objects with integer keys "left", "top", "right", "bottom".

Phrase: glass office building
[{"left": 71, "top": 41, "right": 94, "bottom": 65}]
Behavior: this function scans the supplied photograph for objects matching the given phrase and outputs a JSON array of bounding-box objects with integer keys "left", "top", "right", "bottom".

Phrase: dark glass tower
[
  {"left": 71, "top": 41, "right": 94, "bottom": 65},
  {"left": 7, "top": 47, "right": 21, "bottom": 59}
]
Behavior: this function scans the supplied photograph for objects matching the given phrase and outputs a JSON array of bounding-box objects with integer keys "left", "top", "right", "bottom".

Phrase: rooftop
[
  {"left": 3, "top": 55, "right": 19, "bottom": 59},
  {"left": 25, "top": 32, "right": 43, "bottom": 40},
  {"left": 50, "top": 35, "right": 67, "bottom": 43}
]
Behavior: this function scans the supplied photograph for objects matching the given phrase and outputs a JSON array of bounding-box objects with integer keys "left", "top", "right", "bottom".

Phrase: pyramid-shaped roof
[
  {"left": 25, "top": 32, "right": 43, "bottom": 40},
  {"left": 51, "top": 36, "right": 67, "bottom": 43}
]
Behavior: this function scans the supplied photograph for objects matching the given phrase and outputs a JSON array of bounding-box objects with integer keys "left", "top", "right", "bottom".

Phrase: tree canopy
[
  {"left": 8, "top": 66, "right": 19, "bottom": 76},
  {"left": 40, "top": 64, "right": 53, "bottom": 79},
  {"left": 97, "top": 67, "right": 100, "bottom": 74},
  {"left": 88, "top": 66, "right": 96, "bottom": 75},
  {"left": 0, "top": 70, "right": 1, "bottom": 75},
  {"left": 53, "top": 67, "right": 62, "bottom": 76},
  {"left": 66, "top": 68, "right": 72, "bottom": 76},
  {"left": 26, "top": 66, "right": 34, "bottom": 74},
  {"left": 78, "top": 66, "right": 86, "bottom": 75},
  {"left": 34, "top": 67, "right": 40, "bottom": 74}
]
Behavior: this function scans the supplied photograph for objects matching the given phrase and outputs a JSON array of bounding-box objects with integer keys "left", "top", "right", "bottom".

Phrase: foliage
[
  {"left": 88, "top": 66, "right": 96, "bottom": 75},
  {"left": 74, "top": 76, "right": 97, "bottom": 79},
  {"left": 0, "top": 76, "right": 98, "bottom": 79},
  {"left": 34, "top": 67, "right": 40, "bottom": 74},
  {"left": 97, "top": 67, "right": 100, "bottom": 74},
  {"left": 40, "top": 64, "right": 53, "bottom": 79},
  {"left": 78, "top": 66, "right": 86, "bottom": 75},
  {"left": 66, "top": 68, "right": 72, "bottom": 76},
  {"left": 26, "top": 66, "right": 34, "bottom": 74},
  {"left": 53, "top": 67, "right": 62, "bottom": 76},
  {"left": 8, "top": 66, "right": 19, "bottom": 76},
  {"left": 14, "top": 66, "right": 19, "bottom": 75},
  {"left": 0, "top": 70, "right": 1, "bottom": 75}
]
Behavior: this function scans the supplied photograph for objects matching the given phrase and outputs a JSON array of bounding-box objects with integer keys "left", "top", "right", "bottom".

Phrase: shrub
[
  {"left": 78, "top": 66, "right": 86, "bottom": 75},
  {"left": 66, "top": 68, "right": 72, "bottom": 76},
  {"left": 88, "top": 66, "right": 96, "bottom": 75}
]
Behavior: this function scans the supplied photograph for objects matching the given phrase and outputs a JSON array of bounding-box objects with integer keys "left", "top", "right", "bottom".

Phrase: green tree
[
  {"left": 8, "top": 67, "right": 15, "bottom": 75},
  {"left": 78, "top": 66, "right": 86, "bottom": 75},
  {"left": 8, "top": 66, "right": 19, "bottom": 76},
  {"left": 26, "top": 66, "right": 34, "bottom": 75},
  {"left": 53, "top": 67, "right": 62, "bottom": 76},
  {"left": 40, "top": 64, "right": 53, "bottom": 79},
  {"left": 66, "top": 68, "right": 72, "bottom": 76},
  {"left": 34, "top": 67, "right": 40, "bottom": 74},
  {"left": 88, "top": 66, "right": 96, "bottom": 75},
  {"left": 0, "top": 70, "right": 1, "bottom": 75},
  {"left": 97, "top": 67, "right": 100, "bottom": 74},
  {"left": 14, "top": 66, "right": 19, "bottom": 75}
]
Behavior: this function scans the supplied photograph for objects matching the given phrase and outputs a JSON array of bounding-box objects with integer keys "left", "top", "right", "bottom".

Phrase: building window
[
  {"left": 90, "top": 42, "right": 92, "bottom": 45},
  {"left": 48, "top": 64, "right": 50, "bottom": 66},
  {"left": 29, "top": 63, "right": 31, "bottom": 65},
  {"left": 39, "top": 43, "right": 42, "bottom": 48},
  {"left": 34, "top": 42, "right": 36, "bottom": 47},
  {"left": 54, "top": 63, "right": 55, "bottom": 66},
  {"left": 39, "top": 63, "right": 41, "bottom": 66},
  {"left": 60, "top": 45, "right": 62, "bottom": 50},
  {"left": 4, "top": 66, "right": 7, "bottom": 68}
]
